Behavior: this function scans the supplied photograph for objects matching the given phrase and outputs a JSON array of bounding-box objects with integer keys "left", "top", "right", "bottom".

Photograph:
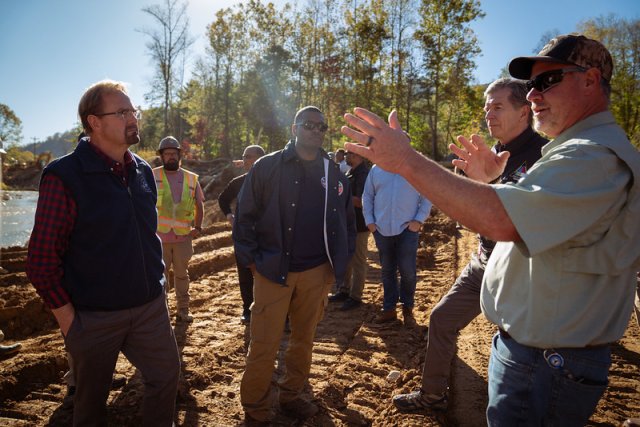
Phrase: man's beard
[
  {"left": 125, "top": 126, "right": 140, "bottom": 146},
  {"left": 163, "top": 159, "right": 180, "bottom": 171}
]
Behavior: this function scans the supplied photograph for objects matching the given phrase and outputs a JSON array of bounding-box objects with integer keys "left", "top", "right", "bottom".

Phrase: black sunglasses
[
  {"left": 297, "top": 121, "right": 329, "bottom": 132},
  {"left": 525, "top": 67, "right": 586, "bottom": 93}
]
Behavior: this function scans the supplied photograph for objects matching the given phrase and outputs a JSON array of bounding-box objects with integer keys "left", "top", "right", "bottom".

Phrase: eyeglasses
[
  {"left": 525, "top": 67, "right": 586, "bottom": 93},
  {"left": 296, "top": 121, "right": 329, "bottom": 132},
  {"left": 94, "top": 109, "right": 141, "bottom": 120}
]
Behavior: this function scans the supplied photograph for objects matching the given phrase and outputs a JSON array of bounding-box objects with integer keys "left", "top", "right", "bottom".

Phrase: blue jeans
[
  {"left": 487, "top": 332, "right": 610, "bottom": 427},
  {"left": 373, "top": 228, "right": 419, "bottom": 311}
]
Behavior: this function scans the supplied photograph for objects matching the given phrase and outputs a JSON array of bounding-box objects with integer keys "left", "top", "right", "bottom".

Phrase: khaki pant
[
  {"left": 241, "top": 262, "right": 333, "bottom": 421},
  {"left": 162, "top": 238, "right": 193, "bottom": 313},
  {"left": 340, "top": 232, "right": 370, "bottom": 301},
  {"left": 421, "top": 251, "right": 485, "bottom": 395}
]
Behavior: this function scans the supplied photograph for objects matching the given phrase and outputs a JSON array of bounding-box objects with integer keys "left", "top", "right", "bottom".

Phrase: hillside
[{"left": 23, "top": 131, "right": 76, "bottom": 159}]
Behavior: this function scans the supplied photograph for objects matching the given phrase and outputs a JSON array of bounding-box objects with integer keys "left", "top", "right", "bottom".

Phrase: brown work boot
[
  {"left": 280, "top": 397, "right": 319, "bottom": 419},
  {"left": 402, "top": 306, "right": 416, "bottom": 327},
  {"left": 375, "top": 309, "right": 397, "bottom": 323}
]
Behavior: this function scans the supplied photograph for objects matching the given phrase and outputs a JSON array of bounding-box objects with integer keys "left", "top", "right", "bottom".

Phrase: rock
[{"left": 386, "top": 370, "right": 401, "bottom": 383}]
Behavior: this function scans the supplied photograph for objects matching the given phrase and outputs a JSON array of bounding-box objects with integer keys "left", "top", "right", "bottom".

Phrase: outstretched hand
[
  {"left": 449, "top": 134, "right": 510, "bottom": 183},
  {"left": 341, "top": 108, "right": 415, "bottom": 174}
]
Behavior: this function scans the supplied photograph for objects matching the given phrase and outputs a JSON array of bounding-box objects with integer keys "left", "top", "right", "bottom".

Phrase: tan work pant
[
  {"left": 340, "top": 231, "right": 370, "bottom": 301},
  {"left": 241, "top": 262, "right": 333, "bottom": 421},
  {"left": 162, "top": 238, "right": 193, "bottom": 314}
]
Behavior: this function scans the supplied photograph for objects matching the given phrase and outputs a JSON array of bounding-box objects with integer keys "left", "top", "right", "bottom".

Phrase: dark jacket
[
  {"left": 44, "top": 139, "right": 164, "bottom": 310},
  {"left": 218, "top": 173, "right": 246, "bottom": 216},
  {"left": 479, "top": 126, "right": 548, "bottom": 255},
  {"left": 346, "top": 161, "right": 370, "bottom": 233},
  {"left": 233, "top": 140, "right": 356, "bottom": 285}
]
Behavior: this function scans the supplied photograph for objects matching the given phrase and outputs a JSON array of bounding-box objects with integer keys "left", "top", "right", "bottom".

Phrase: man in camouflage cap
[
  {"left": 340, "top": 34, "right": 640, "bottom": 425},
  {"left": 509, "top": 34, "right": 613, "bottom": 82}
]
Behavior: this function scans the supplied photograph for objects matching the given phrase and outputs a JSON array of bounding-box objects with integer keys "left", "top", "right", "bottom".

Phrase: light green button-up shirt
[{"left": 481, "top": 111, "right": 640, "bottom": 348}]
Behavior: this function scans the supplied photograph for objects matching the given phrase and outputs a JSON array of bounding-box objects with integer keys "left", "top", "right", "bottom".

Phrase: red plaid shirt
[{"left": 26, "top": 142, "right": 134, "bottom": 308}]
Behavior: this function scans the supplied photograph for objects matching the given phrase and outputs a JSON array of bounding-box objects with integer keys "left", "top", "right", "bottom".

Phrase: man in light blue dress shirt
[{"left": 363, "top": 165, "right": 432, "bottom": 324}]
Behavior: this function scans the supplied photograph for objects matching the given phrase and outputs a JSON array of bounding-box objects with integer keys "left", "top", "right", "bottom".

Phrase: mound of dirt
[
  {"left": 0, "top": 209, "right": 638, "bottom": 426},
  {"left": 2, "top": 164, "right": 43, "bottom": 191}
]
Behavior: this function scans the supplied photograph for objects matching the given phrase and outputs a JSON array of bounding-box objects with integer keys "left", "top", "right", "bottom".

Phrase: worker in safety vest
[{"left": 153, "top": 136, "right": 205, "bottom": 322}]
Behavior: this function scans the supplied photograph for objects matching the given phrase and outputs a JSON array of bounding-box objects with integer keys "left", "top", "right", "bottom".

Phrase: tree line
[
  {"left": 140, "top": 0, "right": 486, "bottom": 160},
  {"left": 1, "top": 1, "right": 638, "bottom": 163},
  {"left": 139, "top": 0, "right": 640, "bottom": 161}
]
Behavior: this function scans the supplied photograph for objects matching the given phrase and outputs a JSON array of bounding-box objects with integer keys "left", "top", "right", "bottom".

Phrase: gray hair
[{"left": 484, "top": 78, "right": 532, "bottom": 125}]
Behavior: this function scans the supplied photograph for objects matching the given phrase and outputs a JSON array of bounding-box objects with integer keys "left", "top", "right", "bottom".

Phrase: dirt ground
[{"left": 0, "top": 206, "right": 638, "bottom": 426}]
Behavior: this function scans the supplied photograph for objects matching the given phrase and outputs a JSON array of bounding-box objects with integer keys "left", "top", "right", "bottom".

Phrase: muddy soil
[{"left": 0, "top": 208, "right": 638, "bottom": 426}]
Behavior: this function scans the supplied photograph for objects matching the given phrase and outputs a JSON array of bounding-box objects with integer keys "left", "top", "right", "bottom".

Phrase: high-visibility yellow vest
[{"left": 153, "top": 167, "right": 198, "bottom": 235}]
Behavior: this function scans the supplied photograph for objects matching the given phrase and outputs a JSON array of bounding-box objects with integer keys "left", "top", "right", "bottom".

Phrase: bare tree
[{"left": 141, "top": 0, "right": 193, "bottom": 135}]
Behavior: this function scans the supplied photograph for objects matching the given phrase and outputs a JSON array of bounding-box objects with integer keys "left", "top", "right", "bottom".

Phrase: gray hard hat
[{"left": 158, "top": 136, "right": 180, "bottom": 152}]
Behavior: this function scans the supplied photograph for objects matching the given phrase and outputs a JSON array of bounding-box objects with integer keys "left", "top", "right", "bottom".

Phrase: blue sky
[{"left": 1, "top": 0, "right": 639, "bottom": 145}]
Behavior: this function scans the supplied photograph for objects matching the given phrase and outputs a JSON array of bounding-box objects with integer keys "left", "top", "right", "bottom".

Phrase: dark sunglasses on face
[
  {"left": 297, "top": 121, "right": 329, "bottom": 132},
  {"left": 525, "top": 67, "right": 586, "bottom": 93}
]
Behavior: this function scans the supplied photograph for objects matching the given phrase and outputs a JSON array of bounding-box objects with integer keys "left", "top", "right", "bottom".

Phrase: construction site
[{"left": 0, "top": 157, "right": 638, "bottom": 426}]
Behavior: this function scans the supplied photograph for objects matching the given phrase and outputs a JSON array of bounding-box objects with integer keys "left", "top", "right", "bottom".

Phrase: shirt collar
[
  {"left": 282, "top": 139, "right": 330, "bottom": 163},
  {"left": 494, "top": 127, "right": 538, "bottom": 155},
  {"left": 87, "top": 139, "right": 134, "bottom": 180},
  {"left": 542, "top": 111, "right": 616, "bottom": 156}
]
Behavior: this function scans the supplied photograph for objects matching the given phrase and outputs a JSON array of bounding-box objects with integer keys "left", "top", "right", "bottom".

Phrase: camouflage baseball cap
[{"left": 509, "top": 34, "right": 613, "bottom": 82}]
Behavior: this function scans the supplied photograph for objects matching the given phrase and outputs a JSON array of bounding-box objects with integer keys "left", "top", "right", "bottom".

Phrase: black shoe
[
  {"left": 241, "top": 309, "right": 251, "bottom": 325},
  {"left": 111, "top": 375, "right": 126, "bottom": 389},
  {"left": 62, "top": 386, "right": 76, "bottom": 409},
  {"left": 328, "top": 292, "right": 349, "bottom": 303},
  {"left": 340, "top": 297, "right": 362, "bottom": 311},
  {"left": 0, "top": 342, "right": 21, "bottom": 356},
  {"left": 393, "top": 390, "right": 447, "bottom": 412}
]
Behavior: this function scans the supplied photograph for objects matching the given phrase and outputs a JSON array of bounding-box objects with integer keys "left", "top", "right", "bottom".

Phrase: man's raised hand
[
  {"left": 449, "top": 134, "right": 510, "bottom": 183},
  {"left": 341, "top": 108, "right": 415, "bottom": 174}
]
